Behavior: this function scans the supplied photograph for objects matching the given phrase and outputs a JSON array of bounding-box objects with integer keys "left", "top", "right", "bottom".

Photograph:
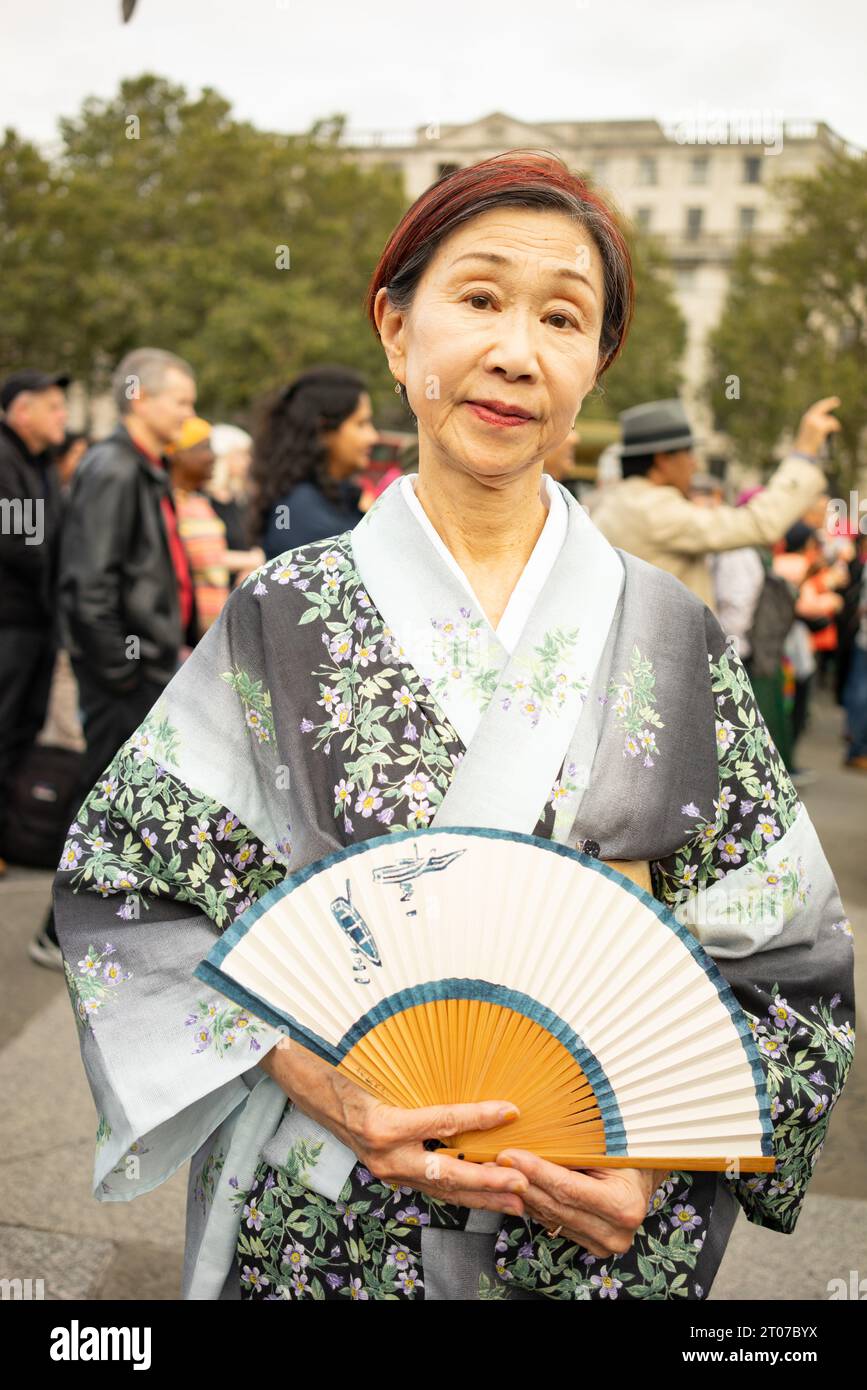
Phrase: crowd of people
[{"left": 0, "top": 351, "right": 864, "bottom": 975}]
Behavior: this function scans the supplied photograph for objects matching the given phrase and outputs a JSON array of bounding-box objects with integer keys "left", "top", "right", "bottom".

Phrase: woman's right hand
[{"left": 259, "top": 1036, "right": 530, "bottom": 1216}]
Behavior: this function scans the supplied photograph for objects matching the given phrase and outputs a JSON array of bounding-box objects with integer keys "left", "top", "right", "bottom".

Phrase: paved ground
[{"left": 0, "top": 685, "right": 863, "bottom": 1300}]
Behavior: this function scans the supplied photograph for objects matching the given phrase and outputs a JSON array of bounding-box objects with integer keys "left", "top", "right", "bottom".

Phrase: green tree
[
  {"left": 581, "top": 230, "right": 687, "bottom": 423},
  {"left": 0, "top": 76, "right": 407, "bottom": 422},
  {"left": 707, "top": 148, "right": 867, "bottom": 490}
]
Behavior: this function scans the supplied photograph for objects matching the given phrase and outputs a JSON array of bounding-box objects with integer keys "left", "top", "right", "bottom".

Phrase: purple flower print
[
  {"left": 590, "top": 1265, "right": 623, "bottom": 1298},
  {"left": 518, "top": 1242, "right": 535, "bottom": 1260},
  {"left": 336, "top": 1201, "right": 356, "bottom": 1230},
  {"left": 807, "top": 1094, "right": 830, "bottom": 1122},
  {"left": 241, "top": 1265, "right": 269, "bottom": 1292},
  {"left": 299, "top": 718, "right": 315, "bottom": 733},
  {"left": 768, "top": 997, "right": 795, "bottom": 1030},
  {"left": 809, "top": 1070, "right": 827, "bottom": 1085},
  {"left": 243, "top": 1200, "right": 263, "bottom": 1231},
  {"left": 282, "top": 1241, "right": 308, "bottom": 1271},
  {"left": 356, "top": 1167, "right": 373, "bottom": 1186},
  {"left": 395, "top": 1205, "right": 430, "bottom": 1227},
  {"left": 59, "top": 841, "right": 83, "bottom": 871},
  {"left": 671, "top": 1203, "right": 702, "bottom": 1233},
  {"left": 348, "top": 1277, "right": 369, "bottom": 1300},
  {"left": 326, "top": 1273, "right": 344, "bottom": 1290},
  {"left": 397, "top": 1268, "right": 422, "bottom": 1294}
]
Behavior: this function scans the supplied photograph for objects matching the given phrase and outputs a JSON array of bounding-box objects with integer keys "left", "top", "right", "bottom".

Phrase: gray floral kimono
[{"left": 52, "top": 474, "right": 855, "bottom": 1301}]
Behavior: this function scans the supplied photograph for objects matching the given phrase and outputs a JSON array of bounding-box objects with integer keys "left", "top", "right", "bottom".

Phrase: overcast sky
[{"left": 2, "top": 0, "right": 865, "bottom": 151}]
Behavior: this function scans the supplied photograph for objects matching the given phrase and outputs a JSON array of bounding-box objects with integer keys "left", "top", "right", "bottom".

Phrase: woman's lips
[{"left": 465, "top": 402, "right": 534, "bottom": 428}]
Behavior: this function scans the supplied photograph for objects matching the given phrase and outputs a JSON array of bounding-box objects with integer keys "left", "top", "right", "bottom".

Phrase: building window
[
  {"left": 634, "top": 207, "right": 653, "bottom": 231},
  {"left": 738, "top": 206, "right": 758, "bottom": 236},
  {"left": 743, "top": 156, "right": 762, "bottom": 184},
  {"left": 688, "top": 155, "right": 709, "bottom": 184},
  {"left": 675, "top": 267, "right": 697, "bottom": 294},
  {"left": 637, "top": 155, "right": 657, "bottom": 185},
  {"left": 685, "top": 207, "right": 704, "bottom": 239}
]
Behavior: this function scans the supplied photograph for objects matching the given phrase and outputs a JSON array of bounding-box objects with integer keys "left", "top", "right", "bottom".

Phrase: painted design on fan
[
  {"left": 331, "top": 879, "right": 382, "bottom": 984},
  {"left": 371, "top": 840, "right": 466, "bottom": 903}
]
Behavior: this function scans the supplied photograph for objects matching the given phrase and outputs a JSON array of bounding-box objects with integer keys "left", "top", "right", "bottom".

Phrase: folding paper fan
[{"left": 194, "top": 827, "right": 775, "bottom": 1172}]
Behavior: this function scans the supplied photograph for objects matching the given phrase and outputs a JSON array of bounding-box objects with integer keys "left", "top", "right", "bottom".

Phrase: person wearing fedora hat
[
  {"left": 591, "top": 396, "right": 838, "bottom": 611},
  {"left": 0, "top": 368, "right": 70, "bottom": 880}
]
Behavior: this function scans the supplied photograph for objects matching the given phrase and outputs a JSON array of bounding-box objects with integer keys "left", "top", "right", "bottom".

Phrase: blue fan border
[{"left": 195, "top": 824, "right": 775, "bottom": 1157}]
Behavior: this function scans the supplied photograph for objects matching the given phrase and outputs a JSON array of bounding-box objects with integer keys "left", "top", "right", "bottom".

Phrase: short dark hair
[{"left": 620, "top": 451, "right": 656, "bottom": 478}]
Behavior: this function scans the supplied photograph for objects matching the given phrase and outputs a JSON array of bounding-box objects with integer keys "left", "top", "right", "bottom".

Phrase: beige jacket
[{"left": 589, "top": 452, "right": 827, "bottom": 610}]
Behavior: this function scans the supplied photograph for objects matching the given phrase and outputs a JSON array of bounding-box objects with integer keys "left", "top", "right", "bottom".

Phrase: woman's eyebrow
[{"left": 446, "top": 250, "right": 598, "bottom": 301}]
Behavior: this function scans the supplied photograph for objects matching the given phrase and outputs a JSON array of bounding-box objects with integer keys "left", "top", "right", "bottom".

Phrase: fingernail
[
  {"left": 498, "top": 1108, "right": 520, "bottom": 1123},
  {"left": 509, "top": 1180, "right": 529, "bottom": 1196},
  {"left": 498, "top": 1156, "right": 514, "bottom": 1167}
]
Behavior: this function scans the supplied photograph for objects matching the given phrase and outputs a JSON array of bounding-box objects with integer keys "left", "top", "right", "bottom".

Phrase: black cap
[{"left": 0, "top": 370, "right": 71, "bottom": 412}]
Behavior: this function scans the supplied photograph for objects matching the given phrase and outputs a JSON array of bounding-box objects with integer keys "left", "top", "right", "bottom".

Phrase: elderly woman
[{"left": 52, "top": 153, "right": 854, "bottom": 1302}]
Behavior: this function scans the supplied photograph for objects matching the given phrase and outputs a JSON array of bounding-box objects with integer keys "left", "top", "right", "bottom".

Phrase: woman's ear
[{"left": 374, "top": 286, "right": 407, "bottom": 383}]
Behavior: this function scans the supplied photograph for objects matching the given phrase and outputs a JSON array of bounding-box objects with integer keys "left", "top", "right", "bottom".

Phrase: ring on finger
[{"left": 546, "top": 1224, "right": 563, "bottom": 1238}]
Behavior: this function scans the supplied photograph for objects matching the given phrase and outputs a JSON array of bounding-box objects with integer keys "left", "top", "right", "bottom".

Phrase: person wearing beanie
[{"left": 167, "top": 418, "right": 232, "bottom": 637}]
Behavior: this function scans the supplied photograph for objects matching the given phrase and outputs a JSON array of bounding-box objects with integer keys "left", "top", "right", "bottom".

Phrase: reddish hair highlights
[{"left": 364, "top": 150, "right": 635, "bottom": 411}]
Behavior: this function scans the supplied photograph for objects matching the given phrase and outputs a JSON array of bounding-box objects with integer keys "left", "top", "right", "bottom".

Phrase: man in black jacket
[
  {"left": 0, "top": 369, "right": 70, "bottom": 875},
  {"left": 31, "top": 348, "right": 198, "bottom": 967}
]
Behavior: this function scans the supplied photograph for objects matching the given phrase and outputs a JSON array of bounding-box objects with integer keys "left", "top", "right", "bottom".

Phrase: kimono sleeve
[
  {"left": 651, "top": 607, "right": 855, "bottom": 1234},
  {"left": 52, "top": 578, "right": 290, "bottom": 1202}
]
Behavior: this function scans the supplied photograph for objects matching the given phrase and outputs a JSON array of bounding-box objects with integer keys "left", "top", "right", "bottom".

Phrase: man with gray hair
[{"left": 31, "top": 348, "right": 197, "bottom": 967}]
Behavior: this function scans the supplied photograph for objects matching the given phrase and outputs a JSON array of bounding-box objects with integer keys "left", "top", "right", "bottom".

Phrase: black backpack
[
  {"left": 0, "top": 743, "right": 84, "bottom": 869},
  {"left": 745, "top": 552, "right": 797, "bottom": 679}
]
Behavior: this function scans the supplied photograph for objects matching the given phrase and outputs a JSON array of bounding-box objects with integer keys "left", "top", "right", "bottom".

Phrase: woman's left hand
[{"left": 495, "top": 1149, "right": 670, "bottom": 1257}]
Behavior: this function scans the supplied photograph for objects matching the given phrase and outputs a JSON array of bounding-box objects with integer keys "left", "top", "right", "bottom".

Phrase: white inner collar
[{"left": 398, "top": 471, "right": 568, "bottom": 654}]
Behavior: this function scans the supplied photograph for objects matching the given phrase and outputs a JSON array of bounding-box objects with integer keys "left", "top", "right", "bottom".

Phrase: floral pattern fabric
[{"left": 54, "top": 528, "right": 854, "bottom": 1301}]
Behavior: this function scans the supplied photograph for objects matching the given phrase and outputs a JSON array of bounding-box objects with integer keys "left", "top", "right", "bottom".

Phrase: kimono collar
[
  {"left": 350, "top": 469, "right": 625, "bottom": 839},
  {"left": 398, "top": 471, "right": 568, "bottom": 655}
]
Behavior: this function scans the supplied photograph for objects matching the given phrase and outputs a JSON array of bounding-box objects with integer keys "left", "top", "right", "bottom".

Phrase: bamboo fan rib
[{"left": 195, "top": 827, "right": 776, "bottom": 1173}]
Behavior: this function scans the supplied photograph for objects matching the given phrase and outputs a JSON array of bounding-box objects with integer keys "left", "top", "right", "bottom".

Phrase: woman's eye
[
  {"left": 467, "top": 294, "right": 493, "bottom": 310},
  {"left": 548, "top": 312, "right": 579, "bottom": 331}
]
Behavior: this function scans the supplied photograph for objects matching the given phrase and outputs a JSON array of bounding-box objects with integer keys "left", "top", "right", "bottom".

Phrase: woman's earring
[{"left": 394, "top": 382, "right": 402, "bottom": 394}]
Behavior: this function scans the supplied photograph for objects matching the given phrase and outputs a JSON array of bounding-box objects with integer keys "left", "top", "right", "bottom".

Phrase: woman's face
[
  {"left": 323, "top": 392, "right": 379, "bottom": 479},
  {"left": 175, "top": 440, "right": 215, "bottom": 488},
  {"left": 376, "top": 206, "right": 606, "bottom": 489}
]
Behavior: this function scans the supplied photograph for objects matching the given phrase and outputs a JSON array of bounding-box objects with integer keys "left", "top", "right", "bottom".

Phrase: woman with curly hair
[{"left": 249, "top": 366, "right": 379, "bottom": 558}]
